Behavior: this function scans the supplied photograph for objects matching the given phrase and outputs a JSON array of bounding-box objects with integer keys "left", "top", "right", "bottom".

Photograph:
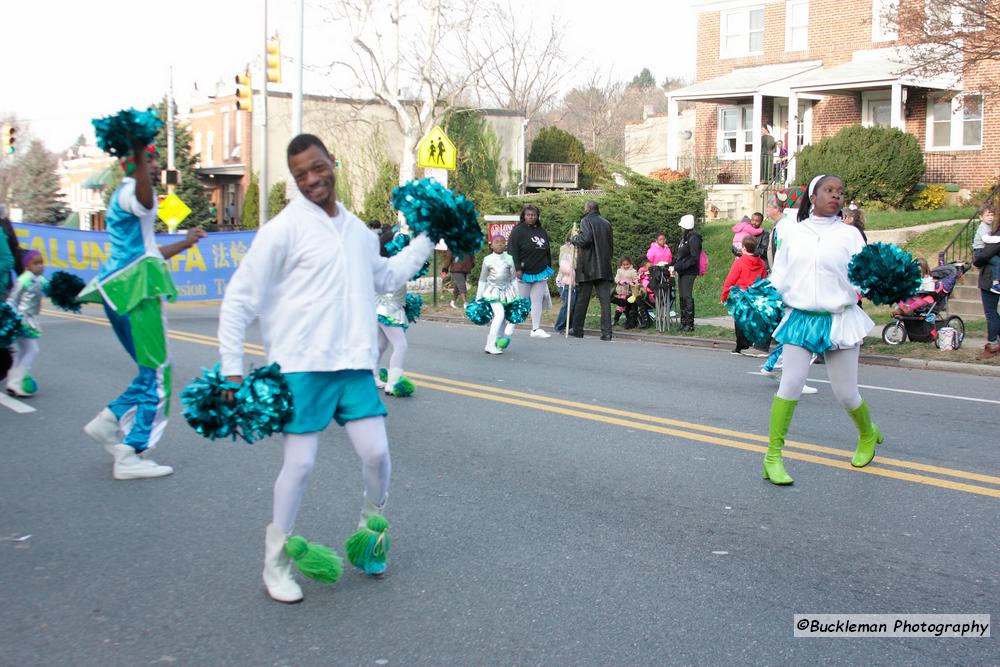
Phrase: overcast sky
[{"left": 1, "top": 0, "right": 697, "bottom": 152}]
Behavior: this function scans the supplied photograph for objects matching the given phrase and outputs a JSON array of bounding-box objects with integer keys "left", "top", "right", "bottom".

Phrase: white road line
[
  {"left": 0, "top": 393, "right": 36, "bottom": 413},
  {"left": 747, "top": 372, "right": 1000, "bottom": 405}
]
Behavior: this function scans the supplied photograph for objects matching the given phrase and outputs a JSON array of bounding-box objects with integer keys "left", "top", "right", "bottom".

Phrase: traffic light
[
  {"left": 1, "top": 124, "right": 15, "bottom": 155},
  {"left": 235, "top": 71, "right": 253, "bottom": 112},
  {"left": 266, "top": 35, "right": 281, "bottom": 84}
]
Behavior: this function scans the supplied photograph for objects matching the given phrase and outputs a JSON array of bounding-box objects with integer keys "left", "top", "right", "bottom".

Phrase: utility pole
[
  {"left": 259, "top": 0, "right": 269, "bottom": 227},
  {"left": 292, "top": 0, "right": 304, "bottom": 135},
  {"left": 167, "top": 66, "right": 176, "bottom": 195}
]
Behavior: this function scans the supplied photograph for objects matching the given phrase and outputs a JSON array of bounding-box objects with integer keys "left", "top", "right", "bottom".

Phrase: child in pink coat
[
  {"left": 731, "top": 213, "right": 765, "bottom": 256},
  {"left": 646, "top": 233, "right": 673, "bottom": 265}
]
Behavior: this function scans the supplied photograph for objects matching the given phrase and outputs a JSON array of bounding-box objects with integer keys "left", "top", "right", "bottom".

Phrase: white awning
[
  {"left": 789, "top": 48, "right": 961, "bottom": 94},
  {"left": 667, "top": 61, "right": 823, "bottom": 102}
]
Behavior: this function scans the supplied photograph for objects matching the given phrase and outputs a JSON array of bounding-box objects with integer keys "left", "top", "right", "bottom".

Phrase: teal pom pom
[
  {"left": 181, "top": 363, "right": 293, "bottom": 443},
  {"left": 387, "top": 375, "right": 415, "bottom": 397},
  {"left": 726, "top": 278, "right": 784, "bottom": 347},
  {"left": 378, "top": 368, "right": 388, "bottom": 383},
  {"left": 495, "top": 336, "right": 510, "bottom": 349},
  {"left": 180, "top": 364, "right": 242, "bottom": 441},
  {"left": 235, "top": 364, "right": 294, "bottom": 443},
  {"left": 465, "top": 299, "right": 494, "bottom": 325},
  {"left": 345, "top": 515, "right": 390, "bottom": 576},
  {"left": 848, "top": 242, "right": 922, "bottom": 306},
  {"left": 404, "top": 293, "right": 423, "bottom": 323},
  {"left": 19, "top": 374, "right": 38, "bottom": 395},
  {"left": 92, "top": 108, "right": 163, "bottom": 158},
  {"left": 391, "top": 179, "right": 484, "bottom": 256},
  {"left": 503, "top": 297, "right": 531, "bottom": 324},
  {"left": 45, "top": 271, "right": 85, "bottom": 312},
  {"left": 383, "top": 231, "right": 430, "bottom": 280},
  {"left": 0, "top": 303, "right": 26, "bottom": 347},
  {"left": 284, "top": 536, "right": 343, "bottom": 584}
]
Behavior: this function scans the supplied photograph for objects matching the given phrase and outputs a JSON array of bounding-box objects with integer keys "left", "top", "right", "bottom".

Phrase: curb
[{"left": 420, "top": 313, "right": 1000, "bottom": 378}]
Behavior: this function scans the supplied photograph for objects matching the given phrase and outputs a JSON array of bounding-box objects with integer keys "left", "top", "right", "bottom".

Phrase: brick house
[{"left": 666, "top": 0, "right": 998, "bottom": 217}]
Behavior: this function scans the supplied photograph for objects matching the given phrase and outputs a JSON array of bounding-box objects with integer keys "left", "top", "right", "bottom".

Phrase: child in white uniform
[{"left": 476, "top": 235, "right": 519, "bottom": 354}]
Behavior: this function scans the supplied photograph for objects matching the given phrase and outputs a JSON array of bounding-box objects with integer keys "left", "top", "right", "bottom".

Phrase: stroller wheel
[
  {"left": 882, "top": 321, "right": 906, "bottom": 345},
  {"left": 943, "top": 315, "right": 965, "bottom": 343}
]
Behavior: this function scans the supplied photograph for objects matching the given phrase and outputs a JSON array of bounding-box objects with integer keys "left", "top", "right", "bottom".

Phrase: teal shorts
[{"left": 283, "top": 369, "right": 387, "bottom": 433}]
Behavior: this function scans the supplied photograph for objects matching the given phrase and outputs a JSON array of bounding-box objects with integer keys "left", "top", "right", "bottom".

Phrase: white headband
[{"left": 808, "top": 174, "right": 827, "bottom": 198}]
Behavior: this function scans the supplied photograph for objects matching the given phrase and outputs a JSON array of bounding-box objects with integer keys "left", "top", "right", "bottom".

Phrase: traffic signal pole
[{"left": 259, "top": 0, "right": 269, "bottom": 228}]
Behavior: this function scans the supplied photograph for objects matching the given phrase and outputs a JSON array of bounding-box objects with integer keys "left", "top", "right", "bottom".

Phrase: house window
[
  {"left": 718, "top": 105, "right": 755, "bottom": 157},
  {"left": 193, "top": 132, "right": 202, "bottom": 160},
  {"left": 862, "top": 91, "right": 892, "bottom": 128},
  {"left": 925, "top": 1, "right": 984, "bottom": 33},
  {"left": 206, "top": 131, "right": 215, "bottom": 166},
  {"left": 785, "top": 1, "right": 808, "bottom": 52},
  {"left": 871, "top": 0, "right": 898, "bottom": 42},
  {"left": 927, "top": 93, "right": 982, "bottom": 150},
  {"left": 720, "top": 6, "right": 765, "bottom": 58}
]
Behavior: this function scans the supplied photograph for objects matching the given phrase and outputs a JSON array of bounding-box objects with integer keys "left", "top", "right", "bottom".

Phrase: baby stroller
[
  {"left": 881, "top": 261, "right": 969, "bottom": 346},
  {"left": 647, "top": 264, "right": 677, "bottom": 333}
]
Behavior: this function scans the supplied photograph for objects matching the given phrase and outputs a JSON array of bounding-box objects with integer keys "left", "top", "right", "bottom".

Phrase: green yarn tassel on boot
[
  {"left": 847, "top": 400, "right": 883, "bottom": 468},
  {"left": 389, "top": 376, "right": 415, "bottom": 397},
  {"left": 345, "top": 515, "right": 391, "bottom": 576},
  {"left": 763, "top": 396, "right": 797, "bottom": 485},
  {"left": 284, "top": 536, "right": 343, "bottom": 584}
]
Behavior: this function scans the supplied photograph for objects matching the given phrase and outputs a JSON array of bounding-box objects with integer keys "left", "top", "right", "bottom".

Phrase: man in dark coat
[{"left": 569, "top": 200, "right": 614, "bottom": 340}]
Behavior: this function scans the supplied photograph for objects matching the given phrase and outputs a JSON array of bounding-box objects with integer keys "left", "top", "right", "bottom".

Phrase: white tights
[
  {"left": 12, "top": 338, "right": 39, "bottom": 371},
  {"left": 517, "top": 280, "right": 548, "bottom": 330},
  {"left": 777, "top": 344, "right": 863, "bottom": 409},
  {"left": 487, "top": 302, "right": 509, "bottom": 347},
  {"left": 272, "top": 417, "right": 391, "bottom": 534},
  {"left": 377, "top": 323, "right": 408, "bottom": 369}
]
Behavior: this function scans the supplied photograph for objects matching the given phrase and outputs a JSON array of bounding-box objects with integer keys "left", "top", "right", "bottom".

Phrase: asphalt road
[{"left": 1, "top": 304, "right": 997, "bottom": 666}]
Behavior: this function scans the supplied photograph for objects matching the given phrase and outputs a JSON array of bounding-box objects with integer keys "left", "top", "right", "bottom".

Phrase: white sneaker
[
  {"left": 84, "top": 408, "right": 121, "bottom": 455},
  {"left": 530, "top": 328, "right": 551, "bottom": 338},
  {"left": 449, "top": 300, "right": 457, "bottom": 309},
  {"left": 760, "top": 367, "right": 779, "bottom": 379},
  {"left": 484, "top": 345, "right": 503, "bottom": 355},
  {"left": 110, "top": 444, "right": 174, "bottom": 480},
  {"left": 801, "top": 385, "right": 818, "bottom": 395}
]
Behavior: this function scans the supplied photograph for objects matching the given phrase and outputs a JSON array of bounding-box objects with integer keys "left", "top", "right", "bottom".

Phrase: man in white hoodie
[{"left": 218, "top": 134, "right": 432, "bottom": 603}]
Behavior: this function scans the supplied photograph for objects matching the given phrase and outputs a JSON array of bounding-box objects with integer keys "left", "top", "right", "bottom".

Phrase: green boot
[
  {"left": 847, "top": 400, "right": 883, "bottom": 468},
  {"left": 763, "top": 396, "right": 797, "bottom": 485}
]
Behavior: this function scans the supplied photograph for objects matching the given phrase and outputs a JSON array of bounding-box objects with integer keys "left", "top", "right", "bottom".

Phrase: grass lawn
[{"left": 863, "top": 206, "right": 975, "bottom": 230}]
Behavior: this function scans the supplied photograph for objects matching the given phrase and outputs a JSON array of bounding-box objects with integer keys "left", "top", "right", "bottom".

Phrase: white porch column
[
  {"left": 890, "top": 83, "right": 904, "bottom": 129},
  {"left": 751, "top": 93, "right": 763, "bottom": 185},
  {"left": 666, "top": 96, "right": 679, "bottom": 170},
  {"left": 786, "top": 90, "right": 799, "bottom": 184}
]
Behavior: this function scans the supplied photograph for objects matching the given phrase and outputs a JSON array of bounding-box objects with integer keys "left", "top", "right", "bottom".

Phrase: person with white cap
[{"left": 671, "top": 214, "right": 702, "bottom": 332}]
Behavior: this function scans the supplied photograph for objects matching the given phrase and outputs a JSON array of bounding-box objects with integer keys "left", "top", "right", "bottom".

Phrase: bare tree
[
  {"left": 555, "top": 70, "right": 626, "bottom": 159},
  {"left": 474, "top": 1, "right": 573, "bottom": 120},
  {"left": 318, "top": 0, "right": 493, "bottom": 183},
  {"left": 896, "top": 0, "right": 1000, "bottom": 93}
]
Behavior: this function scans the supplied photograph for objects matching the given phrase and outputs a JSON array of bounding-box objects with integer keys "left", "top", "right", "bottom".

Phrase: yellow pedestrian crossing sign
[
  {"left": 417, "top": 126, "right": 456, "bottom": 171},
  {"left": 157, "top": 193, "right": 192, "bottom": 234}
]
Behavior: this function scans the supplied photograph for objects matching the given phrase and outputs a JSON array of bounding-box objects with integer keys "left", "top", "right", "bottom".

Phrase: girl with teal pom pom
[
  {"left": 4, "top": 250, "right": 46, "bottom": 397},
  {"left": 476, "top": 233, "right": 519, "bottom": 354},
  {"left": 373, "top": 225, "right": 419, "bottom": 398},
  {"left": 218, "top": 135, "right": 432, "bottom": 602},
  {"left": 763, "top": 174, "right": 882, "bottom": 486}
]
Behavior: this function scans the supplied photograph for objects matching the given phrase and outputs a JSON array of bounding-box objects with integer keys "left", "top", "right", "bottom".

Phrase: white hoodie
[{"left": 218, "top": 196, "right": 433, "bottom": 376}]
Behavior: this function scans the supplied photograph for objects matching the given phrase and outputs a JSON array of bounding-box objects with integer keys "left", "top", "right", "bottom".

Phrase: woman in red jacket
[{"left": 721, "top": 235, "right": 769, "bottom": 354}]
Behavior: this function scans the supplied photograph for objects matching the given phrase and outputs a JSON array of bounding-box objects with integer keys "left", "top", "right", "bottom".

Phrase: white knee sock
[
  {"left": 487, "top": 302, "right": 506, "bottom": 346},
  {"left": 272, "top": 432, "right": 319, "bottom": 534},
  {"left": 12, "top": 338, "right": 39, "bottom": 371},
  {"left": 345, "top": 416, "right": 391, "bottom": 506},
  {"left": 776, "top": 344, "right": 813, "bottom": 400},
  {"left": 824, "top": 345, "right": 863, "bottom": 410},
  {"left": 381, "top": 324, "right": 408, "bottom": 369}
]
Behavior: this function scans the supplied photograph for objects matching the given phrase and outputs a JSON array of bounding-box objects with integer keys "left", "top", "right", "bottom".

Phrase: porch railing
[
  {"left": 525, "top": 162, "right": 579, "bottom": 189},
  {"left": 938, "top": 181, "right": 1000, "bottom": 265},
  {"left": 676, "top": 156, "right": 753, "bottom": 186},
  {"left": 922, "top": 152, "right": 957, "bottom": 184}
]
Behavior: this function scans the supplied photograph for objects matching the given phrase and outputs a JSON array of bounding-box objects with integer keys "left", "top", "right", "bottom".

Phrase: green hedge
[{"left": 795, "top": 125, "right": 924, "bottom": 208}]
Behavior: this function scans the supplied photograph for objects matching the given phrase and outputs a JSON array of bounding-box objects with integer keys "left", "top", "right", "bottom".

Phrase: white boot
[
  {"left": 110, "top": 444, "right": 174, "bottom": 480},
  {"left": 263, "top": 523, "right": 303, "bottom": 603},
  {"left": 358, "top": 494, "right": 387, "bottom": 529},
  {"left": 384, "top": 367, "right": 411, "bottom": 396},
  {"left": 5, "top": 368, "right": 30, "bottom": 397},
  {"left": 84, "top": 408, "right": 121, "bottom": 455}
]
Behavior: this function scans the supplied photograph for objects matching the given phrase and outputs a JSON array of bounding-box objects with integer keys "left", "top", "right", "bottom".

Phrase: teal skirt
[
  {"left": 521, "top": 266, "right": 554, "bottom": 283},
  {"left": 283, "top": 369, "right": 387, "bottom": 433},
  {"left": 773, "top": 309, "right": 833, "bottom": 354}
]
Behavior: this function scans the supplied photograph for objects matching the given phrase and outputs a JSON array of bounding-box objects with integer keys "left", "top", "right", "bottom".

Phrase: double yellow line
[{"left": 43, "top": 309, "right": 1000, "bottom": 499}]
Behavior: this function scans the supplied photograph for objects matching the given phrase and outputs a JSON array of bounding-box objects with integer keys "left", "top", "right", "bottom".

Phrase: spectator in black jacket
[
  {"left": 569, "top": 201, "right": 614, "bottom": 340},
  {"left": 973, "top": 235, "right": 1000, "bottom": 359},
  {"left": 672, "top": 214, "right": 702, "bottom": 332},
  {"left": 506, "top": 204, "right": 554, "bottom": 336},
  {"left": 1, "top": 204, "right": 23, "bottom": 381}
]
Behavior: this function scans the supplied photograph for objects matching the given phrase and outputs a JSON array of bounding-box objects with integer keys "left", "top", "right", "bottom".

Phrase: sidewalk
[{"left": 420, "top": 310, "right": 1000, "bottom": 378}]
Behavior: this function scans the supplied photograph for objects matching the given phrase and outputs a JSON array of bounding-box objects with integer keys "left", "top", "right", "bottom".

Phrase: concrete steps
[{"left": 946, "top": 267, "right": 984, "bottom": 319}]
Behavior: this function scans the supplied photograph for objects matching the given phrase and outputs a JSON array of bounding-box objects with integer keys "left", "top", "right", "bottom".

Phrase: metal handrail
[{"left": 938, "top": 181, "right": 1000, "bottom": 266}]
